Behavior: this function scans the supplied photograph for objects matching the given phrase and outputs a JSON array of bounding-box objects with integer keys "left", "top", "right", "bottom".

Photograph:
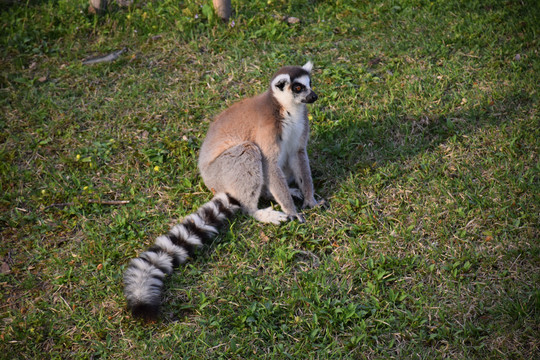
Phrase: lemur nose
[{"left": 307, "top": 91, "right": 318, "bottom": 103}]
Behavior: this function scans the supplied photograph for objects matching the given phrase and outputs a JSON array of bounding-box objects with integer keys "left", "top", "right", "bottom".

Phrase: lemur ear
[
  {"left": 271, "top": 74, "right": 290, "bottom": 91},
  {"left": 302, "top": 61, "right": 313, "bottom": 73}
]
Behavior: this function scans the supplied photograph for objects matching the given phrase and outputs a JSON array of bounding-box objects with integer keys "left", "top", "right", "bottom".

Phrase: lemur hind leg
[{"left": 200, "top": 142, "right": 288, "bottom": 224}]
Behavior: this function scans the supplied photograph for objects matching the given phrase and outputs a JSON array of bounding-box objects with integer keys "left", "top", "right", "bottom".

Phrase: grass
[{"left": 1, "top": 0, "right": 538, "bottom": 358}]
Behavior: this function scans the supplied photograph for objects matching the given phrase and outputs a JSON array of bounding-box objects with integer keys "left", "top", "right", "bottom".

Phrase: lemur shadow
[{"left": 308, "top": 89, "right": 533, "bottom": 200}]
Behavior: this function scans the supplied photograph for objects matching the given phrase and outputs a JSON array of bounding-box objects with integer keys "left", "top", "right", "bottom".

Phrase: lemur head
[{"left": 270, "top": 61, "right": 318, "bottom": 108}]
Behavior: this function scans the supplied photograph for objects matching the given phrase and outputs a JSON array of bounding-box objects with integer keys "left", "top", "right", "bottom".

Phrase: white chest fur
[{"left": 278, "top": 108, "right": 305, "bottom": 167}]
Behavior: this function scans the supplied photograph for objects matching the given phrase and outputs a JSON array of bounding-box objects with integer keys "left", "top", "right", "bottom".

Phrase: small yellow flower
[
  {"left": 308, "top": 114, "right": 313, "bottom": 121},
  {"left": 76, "top": 154, "right": 81, "bottom": 161},
  {"left": 154, "top": 165, "right": 160, "bottom": 172},
  {"left": 41, "top": 189, "right": 46, "bottom": 195},
  {"left": 83, "top": 186, "right": 89, "bottom": 191},
  {"left": 127, "top": 14, "right": 131, "bottom": 20}
]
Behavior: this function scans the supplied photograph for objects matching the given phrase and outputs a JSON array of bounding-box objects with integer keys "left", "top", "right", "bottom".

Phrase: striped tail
[{"left": 123, "top": 192, "right": 241, "bottom": 321}]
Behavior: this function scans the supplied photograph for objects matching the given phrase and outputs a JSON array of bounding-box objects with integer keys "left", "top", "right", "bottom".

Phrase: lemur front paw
[
  {"left": 302, "top": 199, "right": 330, "bottom": 209},
  {"left": 302, "top": 197, "right": 327, "bottom": 209},
  {"left": 287, "top": 213, "right": 305, "bottom": 223},
  {"left": 316, "top": 198, "right": 329, "bottom": 209}
]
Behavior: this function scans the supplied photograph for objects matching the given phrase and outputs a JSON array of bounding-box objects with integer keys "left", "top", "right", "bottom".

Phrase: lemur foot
[{"left": 253, "top": 207, "right": 289, "bottom": 225}]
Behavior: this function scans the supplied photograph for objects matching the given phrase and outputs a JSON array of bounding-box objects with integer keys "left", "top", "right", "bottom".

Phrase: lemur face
[
  {"left": 271, "top": 62, "right": 318, "bottom": 107},
  {"left": 291, "top": 74, "right": 318, "bottom": 104}
]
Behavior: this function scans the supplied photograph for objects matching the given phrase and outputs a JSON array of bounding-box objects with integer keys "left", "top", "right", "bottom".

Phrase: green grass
[{"left": 1, "top": 0, "right": 538, "bottom": 358}]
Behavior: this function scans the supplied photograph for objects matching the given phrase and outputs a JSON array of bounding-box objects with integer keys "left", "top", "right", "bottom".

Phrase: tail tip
[{"left": 129, "top": 303, "right": 160, "bottom": 323}]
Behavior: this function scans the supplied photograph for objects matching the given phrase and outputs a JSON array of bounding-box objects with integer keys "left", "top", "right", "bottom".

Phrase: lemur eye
[{"left": 293, "top": 85, "right": 303, "bottom": 92}]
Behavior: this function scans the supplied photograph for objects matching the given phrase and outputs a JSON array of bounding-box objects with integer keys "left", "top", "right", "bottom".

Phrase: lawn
[{"left": 0, "top": 0, "right": 538, "bottom": 358}]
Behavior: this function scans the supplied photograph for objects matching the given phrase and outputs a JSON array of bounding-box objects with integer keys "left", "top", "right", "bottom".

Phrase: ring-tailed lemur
[{"left": 123, "top": 62, "right": 321, "bottom": 321}]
